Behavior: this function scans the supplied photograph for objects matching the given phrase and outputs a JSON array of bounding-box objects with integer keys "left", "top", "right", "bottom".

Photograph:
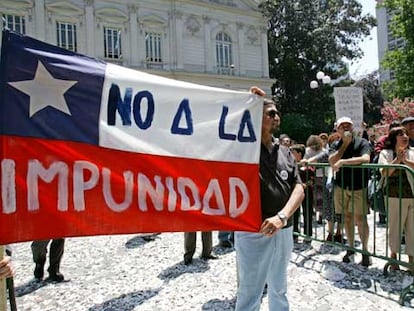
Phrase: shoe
[
  {"left": 34, "top": 263, "right": 44, "bottom": 280},
  {"left": 361, "top": 254, "right": 372, "bottom": 267},
  {"left": 201, "top": 254, "right": 218, "bottom": 260},
  {"left": 303, "top": 237, "right": 312, "bottom": 244},
  {"left": 48, "top": 272, "right": 64, "bottom": 282},
  {"left": 342, "top": 250, "right": 355, "bottom": 263},
  {"left": 184, "top": 257, "right": 193, "bottom": 265},
  {"left": 326, "top": 233, "right": 334, "bottom": 242},
  {"left": 334, "top": 234, "right": 346, "bottom": 244},
  {"left": 219, "top": 240, "right": 232, "bottom": 248}
]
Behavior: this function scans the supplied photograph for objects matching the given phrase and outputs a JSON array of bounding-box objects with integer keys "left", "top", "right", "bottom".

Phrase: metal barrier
[{"left": 294, "top": 162, "right": 414, "bottom": 305}]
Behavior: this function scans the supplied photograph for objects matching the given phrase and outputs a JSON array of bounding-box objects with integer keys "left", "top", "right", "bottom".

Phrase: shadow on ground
[
  {"left": 158, "top": 259, "right": 210, "bottom": 282},
  {"left": 14, "top": 278, "right": 68, "bottom": 297},
  {"left": 202, "top": 297, "right": 236, "bottom": 310},
  {"left": 125, "top": 233, "right": 161, "bottom": 249},
  {"left": 88, "top": 289, "right": 160, "bottom": 311},
  {"left": 292, "top": 242, "right": 414, "bottom": 307}
]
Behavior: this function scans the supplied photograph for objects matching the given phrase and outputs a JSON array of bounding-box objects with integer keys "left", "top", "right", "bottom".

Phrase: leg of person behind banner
[{"left": 0, "top": 245, "right": 6, "bottom": 311}]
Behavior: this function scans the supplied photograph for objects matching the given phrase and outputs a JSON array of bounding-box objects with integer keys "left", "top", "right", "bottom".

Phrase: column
[
  {"left": 128, "top": 4, "right": 139, "bottom": 66},
  {"left": 260, "top": 27, "right": 269, "bottom": 78},
  {"left": 34, "top": 0, "right": 46, "bottom": 40},
  {"left": 237, "top": 22, "right": 245, "bottom": 76},
  {"left": 203, "top": 16, "right": 212, "bottom": 73},
  {"left": 174, "top": 11, "right": 184, "bottom": 70},
  {"left": 85, "top": 0, "right": 95, "bottom": 57}
]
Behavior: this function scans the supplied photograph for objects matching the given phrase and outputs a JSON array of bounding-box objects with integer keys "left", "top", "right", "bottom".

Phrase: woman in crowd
[
  {"left": 303, "top": 132, "right": 343, "bottom": 243},
  {"left": 304, "top": 135, "right": 324, "bottom": 224},
  {"left": 291, "top": 144, "right": 314, "bottom": 243},
  {"left": 319, "top": 133, "right": 329, "bottom": 150},
  {"left": 378, "top": 126, "right": 414, "bottom": 271}
]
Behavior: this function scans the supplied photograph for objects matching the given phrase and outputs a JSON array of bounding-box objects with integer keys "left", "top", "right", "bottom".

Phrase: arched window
[{"left": 215, "top": 32, "right": 233, "bottom": 75}]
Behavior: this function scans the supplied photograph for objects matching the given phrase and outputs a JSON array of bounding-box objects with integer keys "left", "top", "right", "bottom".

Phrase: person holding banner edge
[
  {"left": 0, "top": 256, "right": 13, "bottom": 280},
  {"left": 235, "top": 88, "right": 304, "bottom": 311}
]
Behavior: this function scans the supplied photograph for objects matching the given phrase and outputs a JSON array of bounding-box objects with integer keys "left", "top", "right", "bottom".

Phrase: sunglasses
[{"left": 267, "top": 110, "right": 279, "bottom": 118}]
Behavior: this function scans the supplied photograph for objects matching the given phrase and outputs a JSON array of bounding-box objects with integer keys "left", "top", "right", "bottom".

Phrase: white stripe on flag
[{"left": 99, "top": 64, "right": 263, "bottom": 164}]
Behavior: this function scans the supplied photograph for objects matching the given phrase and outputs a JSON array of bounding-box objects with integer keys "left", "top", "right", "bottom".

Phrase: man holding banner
[{"left": 235, "top": 96, "right": 304, "bottom": 311}]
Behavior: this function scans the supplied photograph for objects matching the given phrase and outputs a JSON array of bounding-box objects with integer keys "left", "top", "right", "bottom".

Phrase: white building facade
[
  {"left": 0, "top": 0, "right": 272, "bottom": 92},
  {"left": 376, "top": 0, "right": 405, "bottom": 83}
]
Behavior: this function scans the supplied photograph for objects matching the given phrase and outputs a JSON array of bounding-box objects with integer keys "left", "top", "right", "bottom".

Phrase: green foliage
[
  {"left": 353, "top": 71, "right": 384, "bottom": 125},
  {"left": 278, "top": 113, "right": 314, "bottom": 143},
  {"left": 260, "top": 0, "right": 376, "bottom": 138},
  {"left": 382, "top": 0, "right": 414, "bottom": 98}
]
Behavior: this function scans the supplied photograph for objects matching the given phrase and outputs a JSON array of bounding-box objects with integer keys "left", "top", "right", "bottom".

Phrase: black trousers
[
  {"left": 31, "top": 239, "right": 65, "bottom": 273},
  {"left": 184, "top": 232, "right": 212, "bottom": 260},
  {"left": 293, "top": 195, "right": 313, "bottom": 238}
]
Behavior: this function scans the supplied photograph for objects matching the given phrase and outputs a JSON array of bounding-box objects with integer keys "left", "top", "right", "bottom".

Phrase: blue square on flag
[{"left": 0, "top": 30, "right": 106, "bottom": 145}]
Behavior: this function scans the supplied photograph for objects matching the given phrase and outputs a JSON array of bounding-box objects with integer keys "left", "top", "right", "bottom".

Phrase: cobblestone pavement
[{"left": 3, "top": 228, "right": 414, "bottom": 310}]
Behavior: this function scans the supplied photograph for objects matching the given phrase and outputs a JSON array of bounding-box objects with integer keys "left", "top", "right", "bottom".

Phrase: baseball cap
[
  {"left": 401, "top": 116, "right": 414, "bottom": 125},
  {"left": 336, "top": 116, "right": 353, "bottom": 128}
]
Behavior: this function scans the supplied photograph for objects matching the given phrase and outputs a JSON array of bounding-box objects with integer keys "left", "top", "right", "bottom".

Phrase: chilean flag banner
[{"left": 0, "top": 30, "right": 263, "bottom": 244}]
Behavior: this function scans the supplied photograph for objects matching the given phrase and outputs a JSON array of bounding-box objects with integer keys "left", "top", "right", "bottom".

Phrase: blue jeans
[{"left": 235, "top": 227, "right": 293, "bottom": 311}]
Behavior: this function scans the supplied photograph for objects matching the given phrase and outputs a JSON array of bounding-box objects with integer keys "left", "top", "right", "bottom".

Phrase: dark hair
[
  {"left": 384, "top": 126, "right": 408, "bottom": 150},
  {"left": 263, "top": 98, "right": 277, "bottom": 107},
  {"left": 290, "top": 144, "right": 305, "bottom": 158}
]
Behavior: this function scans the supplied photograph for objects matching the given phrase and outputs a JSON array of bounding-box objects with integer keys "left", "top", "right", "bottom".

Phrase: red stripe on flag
[{"left": 0, "top": 136, "right": 261, "bottom": 244}]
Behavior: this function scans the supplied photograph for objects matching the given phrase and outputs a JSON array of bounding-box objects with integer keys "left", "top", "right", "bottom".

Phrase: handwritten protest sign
[{"left": 334, "top": 87, "right": 363, "bottom": 133}]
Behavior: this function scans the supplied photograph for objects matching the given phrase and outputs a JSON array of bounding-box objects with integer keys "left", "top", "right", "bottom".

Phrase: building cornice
[
  {"left": 143, "top": 69, "right": 272, "bottom": 84},
  {"left": 174, "top": 0, "right": 263, "bottom": 19}
]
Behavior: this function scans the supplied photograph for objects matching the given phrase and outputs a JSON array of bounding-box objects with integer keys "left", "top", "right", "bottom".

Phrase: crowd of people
[
  {"left": 3, "top": 88, "right": 414, "bottom": 311},
  {"left": 278, "top": 115, "right": 414, "bottom": 271},
  {"left": 181, "top": 89, "right": 414, "bottom": 310}
]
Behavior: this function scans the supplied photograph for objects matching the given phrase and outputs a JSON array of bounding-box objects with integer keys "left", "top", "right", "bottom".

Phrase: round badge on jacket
[{"left": 280, "top": 170, "right": 288, "bottom": 180}]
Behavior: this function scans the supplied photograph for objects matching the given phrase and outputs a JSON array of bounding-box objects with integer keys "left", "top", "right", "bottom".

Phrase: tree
[
  {"left": 259, "top": 0, "right": 376, "bottom": 141},
  {"left": 353, "top": 70, "right": 384, "bottom": 125},
  {"left": 382, "top": 0, "right": 414, "bottom": 98},
  {"left": 372, "top": 97, "right": 414, "bottom": 136}
]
